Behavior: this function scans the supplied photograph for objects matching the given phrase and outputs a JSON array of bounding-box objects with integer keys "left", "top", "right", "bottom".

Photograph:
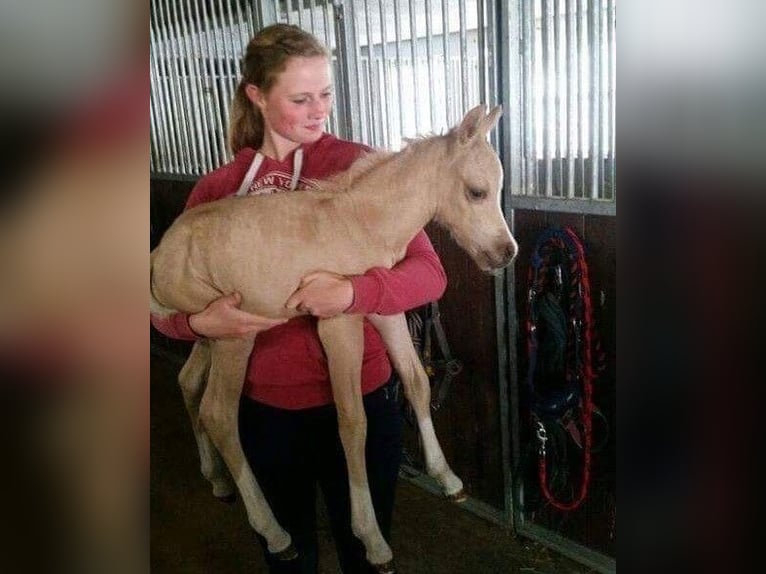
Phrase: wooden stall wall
[
  {"left": 513, "top": 210, "right": 616, "bottom": 558},
  {"left": 402, "top": 223, "right": 508, "bottom": 513}
]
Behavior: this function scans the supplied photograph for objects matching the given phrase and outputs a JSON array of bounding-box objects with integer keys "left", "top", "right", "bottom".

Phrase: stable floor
[{"left": 150, "top": 350, "right": 594, "bottom": 574}]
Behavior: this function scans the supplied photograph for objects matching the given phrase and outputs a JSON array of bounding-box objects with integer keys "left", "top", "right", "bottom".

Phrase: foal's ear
[{"left": 456, "top": 104, "right": 503, "bottom": 144}]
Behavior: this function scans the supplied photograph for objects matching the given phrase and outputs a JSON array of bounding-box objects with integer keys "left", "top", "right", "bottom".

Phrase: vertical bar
[
  {"left": 215, "top": 0, "right": 238, "bottom": 135},
  {"left": 285, "top": 0, "right": 295, "bottom": 25},
  {"left": 149, "top": 15, "right": 176, "bottom": 173},
  {"left": 195, "top": 0, "right": 221, "bottom": 168},
  {"left": 425, "top": 0, "right": 436, "bottom": 131},
  {"left": 149, "top": 45, "right": 170, "bottom": 172},
  {"left": 408, "top": 0, "right": 421, "bottom": 135},
  {"left": 441, "top": 0, "right": 452, "bottom": 126},
  {"left": 476, "top": 0, "right": 486, "bottom": 104},
  {"left": 168, "top": 0, "right": 199, "bottom": 173},
  {"left": 378, "top": 0, "right": 392, "bottom": 148},
  {"left": 566, "top": 0, "right": 576, "bottom": 198},
  {"left": 554, "top": 0, "right": 562, "bottom": 196},
  {"left": 393, "top": 0, "right": 405, "bottom": 139},
  {"left": 542, "top": 0, "right": 553, "bottom": 197},
  {"left": 332, "top": 1, "right": 361, "bottom": 141},
  {"left": 458, "top": 0, "right": 469, "bottom": 111},
  {"left": 577, "top": 0, "right": 586, "bottom": 198},
  {"left": 179, "top": 0, "right": 211, "bottom": 174},
  {"left": 157, "top": 0, "right": 192, "bottom": 173},
  {"left": 608, "top": 0, "right": 615, "bottom": 200},
  {"left": 500, "top": 0, "right": 523, "bottom": 528},
  {"left": 363, "top": 0, "right": 380, "bottom": 146},
  {"left": 149, "top": 93, "right": 158, "bottom": 172},
  {"left": 297, "top": 0, "right": 305, "bottom": 30},
  {"left": 588, "top": 0, "right": 600, "bottom": 199},
  {"left": 598, "top": 0, "right": 606, "bottom": 199},
  {"left": 309, "top": 0, "right": 317, "bottom": 35},
  {"left": 322, "top": 0, "right": 332, "bottom": 47},
  {"left": 273, "top": 0, "right": 282, "bottom": 24},
  {"left": 197, "top": 0, "right": 229, "bottom": 162},
  {"left": 522, "top": 0, "right": 536, "bottom": 195}
]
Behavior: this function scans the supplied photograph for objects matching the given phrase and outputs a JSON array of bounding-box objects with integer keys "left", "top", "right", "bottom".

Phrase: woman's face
[{"left": 247, "top": 56, "right": 333, "bottom": 149}]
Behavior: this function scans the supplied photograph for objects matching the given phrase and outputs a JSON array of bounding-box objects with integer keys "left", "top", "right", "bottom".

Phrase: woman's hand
[
  {"left": 285, "top": 271, "right": 354, "bottom": 319},
  {"left": 188, "top": 292, "right": 287, "bottom": 339}
]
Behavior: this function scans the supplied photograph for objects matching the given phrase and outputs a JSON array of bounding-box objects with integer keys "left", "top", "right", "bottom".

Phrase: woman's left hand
[{"left": 285, "top": 271, "right": 354, "bottom": 318}]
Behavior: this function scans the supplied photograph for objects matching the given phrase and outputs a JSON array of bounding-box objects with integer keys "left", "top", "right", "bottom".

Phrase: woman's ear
[{"left": 244, "top": 84, "right": 266, "bottom": 110}]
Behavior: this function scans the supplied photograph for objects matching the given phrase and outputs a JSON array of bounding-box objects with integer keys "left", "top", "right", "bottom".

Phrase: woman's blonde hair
[{"left": 228, "top": 24, "right": 330, "bottom": 154}]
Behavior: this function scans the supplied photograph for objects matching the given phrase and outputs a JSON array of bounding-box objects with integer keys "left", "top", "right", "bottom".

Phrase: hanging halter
[{"left": 526, "top": 227, "right": 600, "bottom": 511}]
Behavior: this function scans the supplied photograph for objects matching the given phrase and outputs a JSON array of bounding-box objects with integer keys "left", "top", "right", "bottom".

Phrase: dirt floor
[{"left": 151, "top": 350, "right": 595, "bottom": 574}]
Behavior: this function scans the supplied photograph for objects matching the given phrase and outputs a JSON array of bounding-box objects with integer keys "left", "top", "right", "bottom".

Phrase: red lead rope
[{"left": 535, "top": 227, "right": 595, "bottom": 511}]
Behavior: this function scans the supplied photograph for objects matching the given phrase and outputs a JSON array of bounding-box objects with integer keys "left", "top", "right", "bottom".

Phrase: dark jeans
[{"left": 239, "top": 377, "right": 404, "bottom": 574}]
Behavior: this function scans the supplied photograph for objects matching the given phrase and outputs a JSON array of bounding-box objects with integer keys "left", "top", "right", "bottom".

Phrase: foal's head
[{"left": 435, "top": 105, "right": 517, "bottom": 272}]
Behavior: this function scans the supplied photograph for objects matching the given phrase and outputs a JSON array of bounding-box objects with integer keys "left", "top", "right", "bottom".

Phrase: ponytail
[{"left": 228, "top": 81, "right": 264, "bottom": 154}]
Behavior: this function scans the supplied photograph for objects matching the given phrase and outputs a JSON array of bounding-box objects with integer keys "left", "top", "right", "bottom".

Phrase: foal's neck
[{"left": 338, "top": 138, "right": 447, "bottom": 254}]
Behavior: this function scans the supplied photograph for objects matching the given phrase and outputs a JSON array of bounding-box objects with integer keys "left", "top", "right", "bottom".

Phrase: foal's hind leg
[
  {"left": 199, "top": 338, "right": 295, "bottom": 558},
  {"left": 367, "top": 313, "right": 465, "bottom": 501},
  {"left": 178, "top": 340, "right": 235, "bottom": 500},
  {"left": 317, "top": 315, "right": 395, "bottom": 573}
]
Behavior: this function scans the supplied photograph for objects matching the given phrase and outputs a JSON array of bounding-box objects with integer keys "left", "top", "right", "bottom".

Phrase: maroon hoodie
[{"left": 152, "top": 133, "right": 446, "bottom": 409}]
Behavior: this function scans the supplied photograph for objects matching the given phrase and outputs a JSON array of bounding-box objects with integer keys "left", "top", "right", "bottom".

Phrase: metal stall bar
[
  {"left": 425, "top": 0, "right": 436, "bottom": 131},
  {"left": 441, "top": 0, "right": 453, "bottom": 127},
  {"left": 339, "top": 1, "right": 363, "bottom": 141},
  {"left": 168, "top": 0, "right": 200, "bottom": 173},
  {"left": 197, "top": 0, "right": 229, "bottom": 164},
  {"left": 565, "top": 0, "right": 576, "bottom": 198},
  {"left": 378, "top": 0, "right": 393, "bottom": 147},
  {"left": 500, "top": 0, "right": 523, "bottom": 528},
  {"left": 364, "top": 0, "right": 383, "bottom": 146},
  {"left": 408, "top": 0, "right": 422, "bottom": 135},
  {"left": 483, "top": 0, "right": 515, "bottom": 529},
  {"left": 607, "top": 0, "right": 615, "bottom": 200},
  {"left": 149, "top": 22, "right": 176, "bottom": 174},
  {"left": 393, "top": 0, "right": 406, "bottom": 140},
  {"left": 149, "top": 79, "right": 160, "bottom": 172},
  {"left": 587, "top": 0, "right": 601, "bottom": 199},
  {"left": 541, "top": 0, "right": 553, "bottom": 197},
  {"left": 178, "top": 0, "right": 211, "bottom": 174},
  {"left": 458, "top": 0, "right": 469, "bottom": 112},
  {"left": 521, "top": 0, "right": 537, "bottom": 195},
  {"left": 577, "top": 0, "right": 587, "bottom": 198},
  {"left": 597, "top": 0, "right": 606, "bottom": 198},
  {"left": 215, "top": 0, "right": 238, "bottom": 136},
  {"left": 187, "top": 0, "right": 219, "bottom": 172},
  {"left": 156, "top": 0, "right": 191, "bottom": 173},
  {"left": 554, "top": 0, "right": 563, "bottom": 196}
]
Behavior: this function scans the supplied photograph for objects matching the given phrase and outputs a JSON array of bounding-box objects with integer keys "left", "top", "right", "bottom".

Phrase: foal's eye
[{"left": 466, "top": 187, "right": 487, "bottom": 201}]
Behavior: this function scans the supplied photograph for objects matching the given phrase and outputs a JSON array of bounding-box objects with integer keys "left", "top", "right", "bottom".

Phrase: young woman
[{"left": 152, "top": 24, "right": 446, "bottom": 573}]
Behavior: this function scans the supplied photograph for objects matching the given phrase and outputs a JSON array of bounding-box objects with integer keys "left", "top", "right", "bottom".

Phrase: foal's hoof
[
  {"left": 371, "top": 558, "right": 397, "bottom": 574},
  {"left": 446, "top": 488, "right": 468, "bottom": 504},
  {"left": 272, "top": 543, "right": 299, "bottom": 562},
  {"left": 215, "top": 492, "right": 237, "bottom": 504}
]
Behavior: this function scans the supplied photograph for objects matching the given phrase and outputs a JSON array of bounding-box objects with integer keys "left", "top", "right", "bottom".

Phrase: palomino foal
[{"left": 150, "top": 105, "right": 516, "bottom": 572}]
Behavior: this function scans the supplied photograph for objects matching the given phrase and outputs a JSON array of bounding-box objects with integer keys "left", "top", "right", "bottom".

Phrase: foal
[{"left": 151, "top": 104, "right": 516, "bottom": 572}]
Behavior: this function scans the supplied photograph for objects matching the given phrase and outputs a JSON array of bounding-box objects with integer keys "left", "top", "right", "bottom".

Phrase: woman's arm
[{"left": 285, "top": 230, "right": 446, "bottom": 318}]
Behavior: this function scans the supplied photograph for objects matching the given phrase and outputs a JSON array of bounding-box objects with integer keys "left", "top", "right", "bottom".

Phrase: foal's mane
[{"left": 317, "top": 133, "right": 446, "bottom": 194}]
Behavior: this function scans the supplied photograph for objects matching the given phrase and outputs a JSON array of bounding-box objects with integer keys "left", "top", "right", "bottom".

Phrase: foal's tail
[{"left": 150, "top": 250, "right": 176, "bottom": 317}]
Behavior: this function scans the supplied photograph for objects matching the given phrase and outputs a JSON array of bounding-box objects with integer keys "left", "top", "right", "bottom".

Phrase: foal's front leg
[
  {"left": 198, "top": 338, "right": 295, "bottom": 558},
  {"left": 317, "top": 315, "right": 395, "bottom": 573},
  {"left": 367, "top": 313, "right": 465, "bottom": 501}
]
